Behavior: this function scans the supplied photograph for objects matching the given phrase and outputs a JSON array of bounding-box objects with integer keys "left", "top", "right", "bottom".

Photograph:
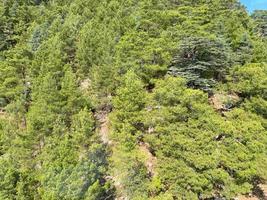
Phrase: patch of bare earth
[
  {"left": 0, "top": 110, "right": 5, "bottom": 119},
  {"left": 138, "top": 141, "right": 157, "bottom": 177},
  {"left": 95, "top": 111, "right": 129, "bottom": 200},
  {"left": 238, "top": 184, "right": 267, "bottom": 200},
  {"left": 209, "top": 93, "right": 240, "bottom": 111},
  {"left": 95, "top": 111, "right": 112, "bottom": 145}
]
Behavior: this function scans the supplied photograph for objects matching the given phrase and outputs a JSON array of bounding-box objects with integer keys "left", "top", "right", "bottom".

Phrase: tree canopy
[{"left": 0, "top": 0, "right": 266, "bottom": 199}]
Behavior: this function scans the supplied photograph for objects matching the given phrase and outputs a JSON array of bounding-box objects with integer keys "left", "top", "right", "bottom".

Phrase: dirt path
[
  {"left": 138, "top": 142, "right": 157, "bottom": 177},
  {"left": 95, "top": 111, "right": 157, "bottom": 198},
  {"left": 95, "top": 111, "right": 128, "bottom": 200},
  {"left": 260, "top": 184, "right": 267, "bottom": 198},
  {"left": 96, "top": 111, "right": 111, "bottom": 145}
]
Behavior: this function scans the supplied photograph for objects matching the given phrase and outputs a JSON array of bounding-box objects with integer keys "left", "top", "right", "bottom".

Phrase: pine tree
[
  {"left": 169, "top": 36, "right": 232, "bottom": 90},
  {"left": 252, "top": 10, "right": 267, "bottom": 38}
]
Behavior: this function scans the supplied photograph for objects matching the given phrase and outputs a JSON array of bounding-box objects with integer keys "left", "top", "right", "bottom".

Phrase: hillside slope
[{"left": 0, "top": 1, "right": 266, "bottom": 199}]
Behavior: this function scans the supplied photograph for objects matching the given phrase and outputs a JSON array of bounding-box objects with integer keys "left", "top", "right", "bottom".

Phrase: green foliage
[
  {"left": 0, "top": 0, "right": 36, "bottom": 51},
  {"left": 0, "top": 0, "right": 267, "bottom": 199},
  {"left": 226, "top": 63, "right": 267, "bottom": 120},
  {"left": 113, "top": 71, "right": 146, "bottom": 115},
  {"left": 143, "top": 77, "right": 267, "bottom": 199},
  {"left": 112, "top": 71, "right": 146, "bottom": 146},
  {"left": 0, "top": 46, "right": 32, "bottom": 107},
  {"left": 228, "top": 63, "right": 267, "bottom": 97},
  {"left": 0, "top": 157, "right": 19, "bottom": 200},
  {"left": 169, "top": 36, "right": 232, "bottom": 90},
  {"left": 252, "top": 10, "right": 267, "bottom": 38}
]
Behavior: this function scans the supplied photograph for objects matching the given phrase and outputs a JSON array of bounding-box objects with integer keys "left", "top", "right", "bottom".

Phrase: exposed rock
[
  {"left": 209, "top": 93, "right": 240, "bottom": 111},
  {"left": 80, "top": 78, "right": 91, "bottom": 91}
]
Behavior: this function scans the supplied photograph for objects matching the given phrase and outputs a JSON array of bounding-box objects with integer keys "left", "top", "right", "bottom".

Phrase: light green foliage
[
  {"left": 227, "top": 63, "right": 267, "bottom": 120},
  {"left": 112, "top": 71, "right": 146, "bottom": 149},
  {"left": 0, "top": 1, "right": 113, "bottom": 198},
  {"left": 0, "top": 0, "right": 267, "bottom": 199},
  {"left": 228, "top": 63, "right": 267, "bottom": 97},
  {"left": 0, "top": 46, "right": 31, "bottom": 108},
  {"left": 143, "top": 77, "right": 267, "bottom": 199},
  {"left": 0, "top": 0, "right": 37, "bottom": 51},
  {"left": 0, "top": 156, "right": 18, "bottom": 200},
  {"left": 77, "top": 19, "right": 115, "bottom": 75},
  {"left": 111, "top": 71, "right": 150, "bottom": 198},
  {"left": 113, "top": 71, "right": 146, "bottom": 116}
]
